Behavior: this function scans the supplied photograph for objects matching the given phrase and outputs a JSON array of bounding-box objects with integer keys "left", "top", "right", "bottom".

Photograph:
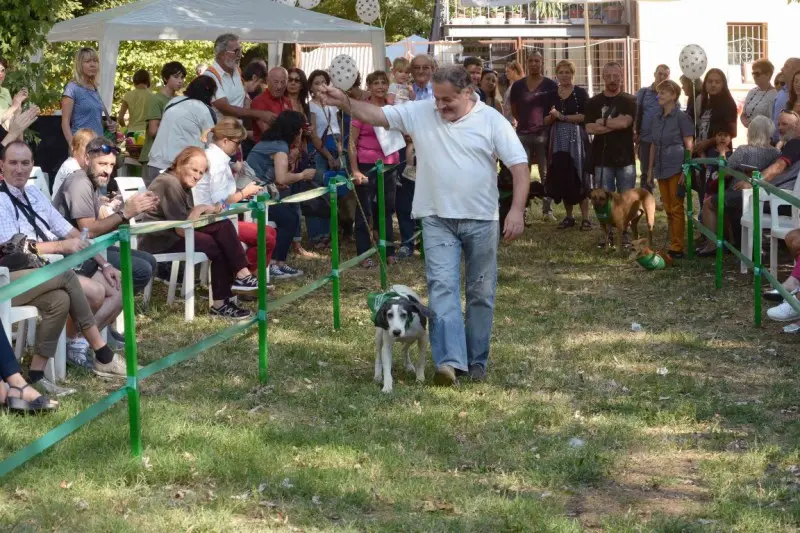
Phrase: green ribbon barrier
[
  {"left": 0, "top": 387, "right": 128, "bottom": 478},
  {"left": 752, "top": 178, "right": 800, "bottom": 209},
  {"left": 138, "top": 317, "right": 257, "bottom": 380},
  {"left": 0, "top": 231, "right": 119, "bottom": 302},
  {"left": 278, "top": 187, "right": 328, "bottom": 204},
  {"left": 339, "top": 248, "right": 378, "bottom": 272},
  {"left": 269, "top": 275, "right": 332, "bottom": 312}
]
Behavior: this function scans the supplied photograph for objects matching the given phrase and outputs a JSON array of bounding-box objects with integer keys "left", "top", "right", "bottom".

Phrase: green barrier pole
[
  {"left": 255, "top": 194, "right": 269, "bottom": 383},
  {"left": 119, "top": 226, "right": 142, "bottom": 457},
  {"left": 715, "top": 156, "right": 726, "bottom": 289},
  {"left": 329, "top": 178, "right": 342, "bottom": 330},
  {"left": 683, "top": 151, "right": 694, "bottom": 260},
  {"left": 376, "top": 160, "right": 388, "bottom": 290},
  {"left": 752, "top": 173, "right": 763, "bottom": 327}
]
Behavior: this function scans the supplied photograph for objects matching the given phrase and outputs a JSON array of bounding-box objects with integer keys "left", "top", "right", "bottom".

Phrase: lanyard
[{"left": 0, "top": 181, "right": 52, "bottom": 242}]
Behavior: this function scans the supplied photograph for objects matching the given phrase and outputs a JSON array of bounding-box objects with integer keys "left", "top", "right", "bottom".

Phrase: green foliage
[
  {"left": 315, "top": 0, "right": 435, "bottom": 42},
  {"left": 0, "top": 0, "right": 78, "bottom": 59}
]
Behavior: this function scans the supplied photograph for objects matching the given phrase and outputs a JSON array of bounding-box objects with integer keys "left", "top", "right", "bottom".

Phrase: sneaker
[
  {"left": 66, "top": 338, "right": 93, "bottom": 370},
  {"left": 33, "top": 377, "right": 76, "bottom": 397},
  {"left": 232, "top": 274, "right": 258, "bottom": 292},
  {"left": 468, "top": 364, "right": 487, "bottom": 382},
  {"left": 767, "top": 291, "right": 800, "bottom": 322},
  {"left": 269, "top": 264, "right": 292, "bottom": 280},
  {"left": 433, "top": 364, "right": 458, "bottom": 387},
  {"left": 557, "top": 217, "right": 575, "bottom": 229},
  {"left": 93, "top": 353, "right": 128, "bottom": 378},
  {"left": 279, "top": 264, "right": 304, "bottom": 278},
  {"left": 396, "top": 245, "right": 413, "bottom": 259},
  {"left": 210, "top": 299, "right": 252, "bottom": 320}
]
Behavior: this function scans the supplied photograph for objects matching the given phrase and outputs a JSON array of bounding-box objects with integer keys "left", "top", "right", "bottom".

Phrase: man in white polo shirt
[
  {"left": 321, "top": 65, "right": 529, "bottom": 386},
  {"left": 204, "top": 33, "right": 275, "bottom": 124}
]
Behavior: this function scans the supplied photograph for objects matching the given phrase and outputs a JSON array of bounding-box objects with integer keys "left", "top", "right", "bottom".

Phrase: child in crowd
[
  {"left": 704, "top": 126, "right": 734, "bottom": 196},
  {"left": 387, "top": 57, "right": 417, "bottom": 180}
]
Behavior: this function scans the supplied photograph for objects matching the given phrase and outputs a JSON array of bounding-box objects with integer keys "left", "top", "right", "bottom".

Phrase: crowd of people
[{"left": 0, "top": 34, "right": 799, "bottom": 410}]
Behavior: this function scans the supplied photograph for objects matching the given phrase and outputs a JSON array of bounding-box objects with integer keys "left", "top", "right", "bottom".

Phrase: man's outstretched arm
[{"left": 318, "top": 85, "right": 389, "bottom": 128}]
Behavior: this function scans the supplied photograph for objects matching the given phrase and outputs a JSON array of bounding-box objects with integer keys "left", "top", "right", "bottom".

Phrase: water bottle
[{"left": 80, "top": 227, "right": 90, "bottom": 241}]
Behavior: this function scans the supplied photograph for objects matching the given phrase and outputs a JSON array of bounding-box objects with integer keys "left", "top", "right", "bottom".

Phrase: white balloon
[
  {"left": 356, "top": 0, "right": 380, "bottom": 23},
  {"left": 679, "top": 44, "right": 708, "bottom": 81},
  {"left": 298, "top": 0, "right": 320, "bottom": 8},
  {"left": 329, "top": 54, "right": 359, "bottom": 90}
]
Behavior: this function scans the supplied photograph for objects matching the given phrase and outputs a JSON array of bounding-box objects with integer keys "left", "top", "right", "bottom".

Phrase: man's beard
[{"left": 87, "top": 168, "right": 109, "bottom": 188}]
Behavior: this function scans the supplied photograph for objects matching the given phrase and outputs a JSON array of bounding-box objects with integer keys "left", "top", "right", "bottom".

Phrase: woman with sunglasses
[
  {"left": 741, "top": 59, "right": 777, "bottom": 129},
  {"left": 193, "top": 117, "right": 277, "bottom": 271}
]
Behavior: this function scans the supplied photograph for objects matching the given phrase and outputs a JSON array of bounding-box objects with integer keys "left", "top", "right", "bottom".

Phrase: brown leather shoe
[{"left": 434, "top": 364, "right": 457, "bottom": 387}]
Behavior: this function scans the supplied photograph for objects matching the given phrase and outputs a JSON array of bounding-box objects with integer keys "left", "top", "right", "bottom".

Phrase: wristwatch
[{"left": 98, "top": 262, "right": 112, "bottom": 270}]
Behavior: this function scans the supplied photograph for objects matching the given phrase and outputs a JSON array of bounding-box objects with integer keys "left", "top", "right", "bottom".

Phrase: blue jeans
[
  {"left": 396, "top": 176, "right": 417, "bottom": 248},
  {"left": 106, "top": 247, "right": 157, "bottom": 292},
  {"left": 307, "top": 152, "right": 333, "bottom": 242},
  {"left": 268, "top": 203, "right": 300, "bottom": 262},
  {"left": 596, "top": 165, "right": 636, "bottom": 193},
  {"left": 422, "top": 216, "right": 498, "bottom": 373}
]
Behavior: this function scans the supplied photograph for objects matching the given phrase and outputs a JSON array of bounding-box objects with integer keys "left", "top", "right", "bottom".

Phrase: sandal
[
  {"left": 557, "top": 217, "right": 575, "bottom": 229},
  {"left": 6, "top": 384, "right": 59, "bottom": 413},
  {"left": 361, "top": 258, "right": 376, "bottom": 269},
  {"left": 579, "top": 220, "right": 592, "bottom": 231}
]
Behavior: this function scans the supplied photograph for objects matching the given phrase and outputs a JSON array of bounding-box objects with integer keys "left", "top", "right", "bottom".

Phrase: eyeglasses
[
  {"left": 87, "top": 144, "right": 121, "bottom": 155},
  {"left": 226, "top": 48, "right": 242, "bottom": 56},
  {"left": 412, "top": 66, "right": 432, "bottom": 71},
  {"left": 288, "top": 77, "right": 302, "bottom": 83}
]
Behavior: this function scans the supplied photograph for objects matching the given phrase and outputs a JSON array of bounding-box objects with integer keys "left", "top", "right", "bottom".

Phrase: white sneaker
[
  {"left": 767, "top": 290, "right": 800, "bottom": 322},
  {"left": 93, "top": 353, "right": 128, "bottom": 378}
]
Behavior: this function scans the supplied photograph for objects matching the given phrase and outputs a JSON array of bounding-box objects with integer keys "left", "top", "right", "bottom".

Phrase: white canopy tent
[{"left": 47, "top": 0, "right": 386, "bottom": 109}]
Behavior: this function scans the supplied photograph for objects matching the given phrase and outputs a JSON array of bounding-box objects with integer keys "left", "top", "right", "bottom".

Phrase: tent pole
[{"left": 584, "top": 2, "right": 593, "bottom": 96}]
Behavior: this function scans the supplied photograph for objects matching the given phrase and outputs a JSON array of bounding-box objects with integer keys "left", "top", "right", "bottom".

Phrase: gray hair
[
  {"left": 214, "top": 34, "right": 239, "bottom": 56},
  {"left": 747, "top": 115, "right": 775, "bottom": 147},
  {"left": 432, "top": 65, "right": 471, "bottom": 92}
]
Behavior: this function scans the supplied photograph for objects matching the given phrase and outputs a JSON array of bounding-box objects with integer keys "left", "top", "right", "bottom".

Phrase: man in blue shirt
[
  {"left": 411, "top": 55, "right": 435, "bottom": 101},
  {"left": 634, "top": 64, "right": 670, "bottom": 192},
  {"left": 773, "top": 58, "right": 800, "bottom": 143}
]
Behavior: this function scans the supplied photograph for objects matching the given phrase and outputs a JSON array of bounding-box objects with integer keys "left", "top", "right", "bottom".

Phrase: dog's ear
[
  {"left": 405, "top": 296, "right": 433, "bottom": 329},
  {"left": 375, "top": 301, "right": 392, "bottom": 330}
]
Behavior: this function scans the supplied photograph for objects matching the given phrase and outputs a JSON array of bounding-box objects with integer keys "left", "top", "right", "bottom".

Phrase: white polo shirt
[
  {"left": 204, "top": 60, "right": 245, "bottom": 109},
  {"left": 383, "top": 98, "right": 527, "bottom": 221}
]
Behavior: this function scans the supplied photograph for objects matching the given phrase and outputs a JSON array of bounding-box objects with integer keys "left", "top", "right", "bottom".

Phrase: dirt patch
[{"left": 567, "top": 450, "right": 712, "bottom": 529}]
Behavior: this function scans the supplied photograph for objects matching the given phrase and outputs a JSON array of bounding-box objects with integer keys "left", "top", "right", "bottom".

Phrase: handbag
[{"left": 0, "top": 234, "right": 48, "bottom": 272}]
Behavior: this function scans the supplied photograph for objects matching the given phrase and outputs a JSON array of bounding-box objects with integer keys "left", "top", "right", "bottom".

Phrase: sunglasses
[
  {"left": 288, "top": 77, "right": 302, "bottom": 83},
  {"left": 226, "top": 48, "right": 242, "bottom": 56},
  {"left": 88, "top": 144, "right": 121, "bottom": 155}
]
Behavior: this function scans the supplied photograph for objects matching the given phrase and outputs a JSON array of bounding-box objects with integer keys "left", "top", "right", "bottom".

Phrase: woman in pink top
[{"left": 349, "top": 70, "right": 400, "bottom": 267}]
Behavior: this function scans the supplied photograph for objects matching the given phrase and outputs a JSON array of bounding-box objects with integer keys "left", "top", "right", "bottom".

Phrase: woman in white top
[
  {"left": 307, "top": 69, "right": 341, "bottom": 248},
  {"left": 146, "top": 76, "right": 218, "bottom": 185},
  {"left": 193, "top": 117, "right": 276, "bottom": 270},
  {"left": 741, "top": 58, "right": 777, "bottom": 129},
  {"left": 52, "top": 128, "right": 96, "bottom": 196}
]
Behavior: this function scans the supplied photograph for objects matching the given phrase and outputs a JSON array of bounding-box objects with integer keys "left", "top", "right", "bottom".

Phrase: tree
[{"left": 0, "top": 0, "right": 78, "bottom": 59}]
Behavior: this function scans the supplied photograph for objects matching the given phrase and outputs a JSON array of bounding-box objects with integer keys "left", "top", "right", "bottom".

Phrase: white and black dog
[{"left": 374, "top": 285, "right": 432, "bottom": 393}]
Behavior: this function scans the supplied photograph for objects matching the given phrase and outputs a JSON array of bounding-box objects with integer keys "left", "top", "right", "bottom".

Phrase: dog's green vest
[
  {"left": 593, "top": 198, "right": 612, "bottom": 223},
  {"left": 367, "top": 291, "right": 400, "bottom": 324}
]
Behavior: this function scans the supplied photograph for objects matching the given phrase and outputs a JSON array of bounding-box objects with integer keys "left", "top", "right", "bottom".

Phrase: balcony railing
[{"left": 446, "top": 1, "right": 627, "bottom": 26}]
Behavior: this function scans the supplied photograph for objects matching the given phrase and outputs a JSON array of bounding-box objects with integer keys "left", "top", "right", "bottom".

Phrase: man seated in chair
[
  {"left": 52, "top": 137, "right": 160, "bottom": 294},
  {"left": 0, "top": 141, "right": 131, "bottom": 375}
]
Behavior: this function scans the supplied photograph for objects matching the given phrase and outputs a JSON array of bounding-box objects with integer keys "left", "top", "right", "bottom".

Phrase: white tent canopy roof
[{"left": 47, "top": 0, "right": 386, "bottom": 107}]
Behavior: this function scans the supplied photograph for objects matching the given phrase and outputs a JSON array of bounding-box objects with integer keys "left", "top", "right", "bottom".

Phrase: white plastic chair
[
  {"left": 28, "top": 167, "right": 50, "bottom": 198},
  {"left": 769, "top": 174, "right": 800, "bottom": 276},
  {"left": 740, "top": 188, "right": 773, "bottom": 274},
  {"left": 114, "top": 177, "right": 210, "bottom": 321},
  {"left": 0, "top": 265, "right": 67, "bottom": 383}
]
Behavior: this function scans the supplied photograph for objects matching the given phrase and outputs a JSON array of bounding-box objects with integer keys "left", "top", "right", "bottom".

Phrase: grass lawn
[{"left": 1, "top": 200, "right": 799, "bottom": 532}]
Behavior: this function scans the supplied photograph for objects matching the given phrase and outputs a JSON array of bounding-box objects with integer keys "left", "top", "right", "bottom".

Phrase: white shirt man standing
[
  {"left": 320, "top": 65, "right": 529, "bottom": 385},
  {"left": 204, "top": 33, "right": 275, "bottom": 125}
]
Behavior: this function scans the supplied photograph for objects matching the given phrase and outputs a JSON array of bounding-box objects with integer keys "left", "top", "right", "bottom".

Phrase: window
[{"left": 727, "top": 23, "right": 768, "bottom": 83}]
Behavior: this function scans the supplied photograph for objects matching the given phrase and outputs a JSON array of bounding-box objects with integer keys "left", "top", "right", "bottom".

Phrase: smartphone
[{"left": 677, "top": 183, "right": 686, "bottom": 199}]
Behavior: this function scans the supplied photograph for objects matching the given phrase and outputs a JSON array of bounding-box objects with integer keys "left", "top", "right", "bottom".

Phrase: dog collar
[
  {"left": 367, "top": 291, "right": 401, "bottom": 325},
  {"left": 593, "top": 198, "right": 612, "bottom": 223}
]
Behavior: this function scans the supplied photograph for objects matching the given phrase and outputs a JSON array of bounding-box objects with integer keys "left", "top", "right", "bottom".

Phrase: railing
[
  {"left": 0, "top": 162, "right": 398, "bottom": 478},
  {"left": 682, "top": 152, "right": 800, "bottom": 326},
  {"left": 447, "top": 1, "right": 627, "bottom": 26}
]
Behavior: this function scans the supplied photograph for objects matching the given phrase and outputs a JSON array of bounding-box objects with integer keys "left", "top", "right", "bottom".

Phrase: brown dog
[{"left": 589, "top": 188, "right": 656, "bottom": 256}]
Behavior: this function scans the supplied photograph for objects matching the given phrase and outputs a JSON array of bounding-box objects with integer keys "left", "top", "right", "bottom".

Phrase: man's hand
[
  {"left": 12, "top": 88, "right": 28, "bottom": 108},
  {"left": 351, "top": 171, "right": 368, "bottom": 185},
  {"left": 733, "top": 181, "right": 752, "bottom": 191},
  {"left": 123, "top": 191, "right": 160, "bottom": 218},
  {"left": 252, "top": 109, "right": 276, "bottom": 125},
  {"left": 60, "top": 238, "right": 89, "bottom": 255},
  {"left": 503, "top": 207, "right": 525, "bottom": 242},
  {"left": 318, "top": 85, "right": 349, "bottom": 109},
  {"left": 300, "top": 169, "right": 316, "bottom": 181},
  {"left": 101, "top": 265, "right": 121, "bottom": 290}
]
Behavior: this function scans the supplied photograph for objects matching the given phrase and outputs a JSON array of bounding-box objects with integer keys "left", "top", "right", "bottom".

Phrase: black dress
[{"left": 546, "top": 86, "right": 591, "bottom": 205}]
